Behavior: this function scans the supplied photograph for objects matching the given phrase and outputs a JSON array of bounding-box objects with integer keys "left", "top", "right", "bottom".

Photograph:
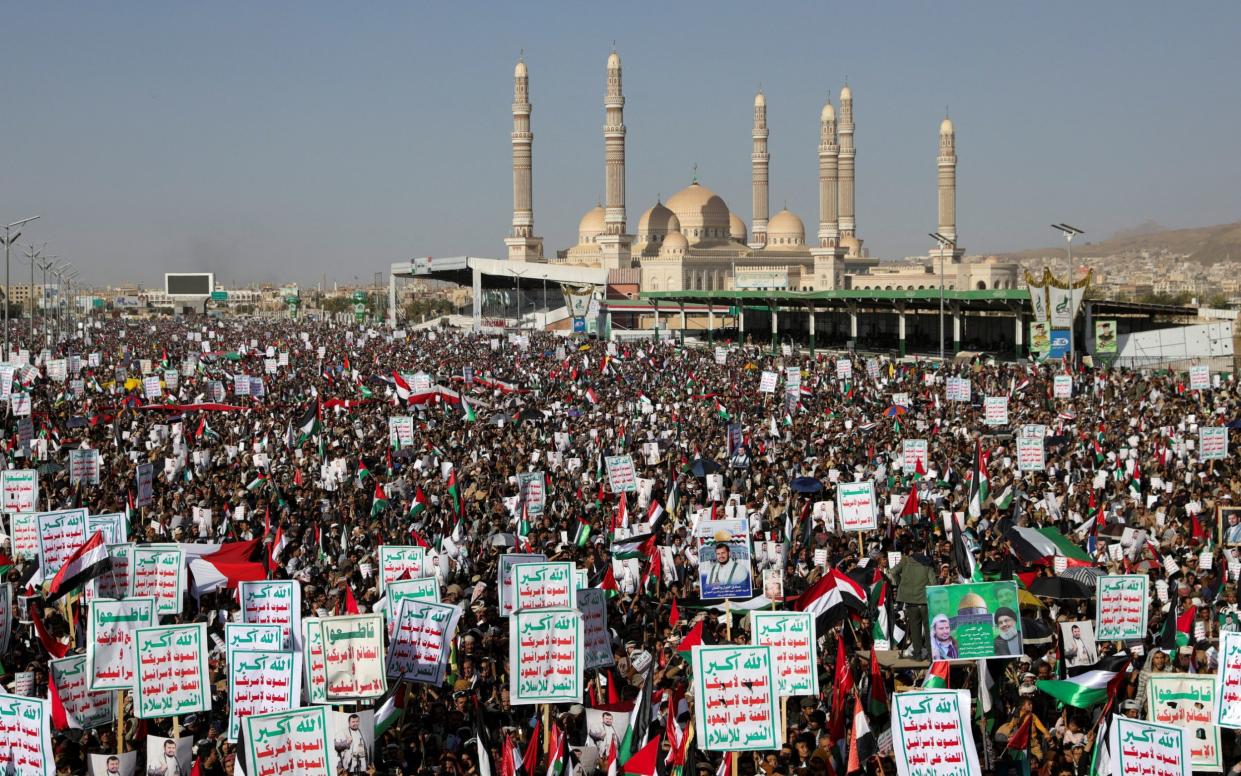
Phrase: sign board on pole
[
  {"left": 508, "top": 609, "right": 583, "bottom": 705},
  {"left": 691, "top": 645, "right": 779, "bottom": 751}
]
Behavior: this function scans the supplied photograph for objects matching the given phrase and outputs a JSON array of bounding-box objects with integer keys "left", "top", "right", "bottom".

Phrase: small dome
[
  {"left": 754, "top": 92, "right": 765, "bottom": 108},
  {"left": 659, "top": 230, "right": 688, "bottom": 257},
  {"left": 637, "top": 202, "right": 681, "bottom": 239},
  {"left": 578, "top": 206, "right": 606, "bottom": 243},
  {"left": 766, "top": 209, "right": 805, "bottom": 246},
  {"left": 729, "top": 213, "right": 748, "bottom": 242},
  {"left": 515, "top": 60, "right": 527, "bottom": 78},
  {"left": 665, "top": 182, "right": 731, "bottom": 242},
  {"left": 940, "top": 117, "right": 954, "bottom": 135},
  {"left": 840, "top": 84, "right": 852, "bottom": 101},
  {"left": 608, "top": 51, "right": 621, "bottom": 69},
  {"left": 820, "top": 101, "right": 835, "bottom": 122}
]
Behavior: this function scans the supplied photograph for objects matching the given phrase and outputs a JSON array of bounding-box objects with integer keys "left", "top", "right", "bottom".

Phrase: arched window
[{"left": 977, "top": 281, "right": 987, "bottom": 290}]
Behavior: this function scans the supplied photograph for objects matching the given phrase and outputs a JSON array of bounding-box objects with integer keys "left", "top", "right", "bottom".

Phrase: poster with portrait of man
[
  {"left": 331, "top": 709, "right": 376, "bottom": 775},
  {"left": 145, "top": 735, "right": 192, "bottom": 776},
  {"left": 1220, "top": 506, "right": 1241, "bottom": 547},
  {"left": 581, "top": 708, "right": 631, "bottom": 765},
  {"left": 89, "top": 750, "right": 137, "bottom": 776},
  {"left": 762, "top": 569, "right": 784, "bottom": 602},
  {"left": 925, "top": 581, "right": 1023, "bottom": 661},
  {"left": 1059, "top": 621, "right": 1098, "bottom": 667},
  {"left": 695, "top": 519, "right": 752, "bottom": 600}
]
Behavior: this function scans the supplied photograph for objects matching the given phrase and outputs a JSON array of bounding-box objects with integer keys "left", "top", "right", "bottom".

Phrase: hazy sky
[{"left": 2, "top": 2, "right": 1239, "bottom": 288}]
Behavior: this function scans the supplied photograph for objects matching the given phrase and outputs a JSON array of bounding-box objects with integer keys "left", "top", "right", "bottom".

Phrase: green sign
[
  {"left": 925, "top": 581, "right": 1023, "bottom": 661},
  {"left": 352, "top": 291, "right": 368, "bottom": 303},
  {"left": 211, "top": 291, "right": 228, "bottom": 301}
]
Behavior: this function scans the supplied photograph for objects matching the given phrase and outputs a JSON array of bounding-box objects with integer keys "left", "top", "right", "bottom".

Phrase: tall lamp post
[
  {"left": 23, "top": 244, "right": 45, "bottom": 342},
  {"left": 1, "top": 216, "right": 41, "bottom": 356},
  {"left": 930, "top": 232, "right": 956, "bottom": 360},
  {"left": 36, "top": 257, "right": 56, "bottom": 344},
  {"left": 64, "top": 269, "right": 79, "bottom": 340},
  {"left": 1051, "top": 224, "right": 1084, "bottom": 361}
]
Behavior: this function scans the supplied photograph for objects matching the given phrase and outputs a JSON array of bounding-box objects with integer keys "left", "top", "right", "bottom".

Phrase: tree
[{"left": 321, "top": 297, "right": 352, "bottom": 315}]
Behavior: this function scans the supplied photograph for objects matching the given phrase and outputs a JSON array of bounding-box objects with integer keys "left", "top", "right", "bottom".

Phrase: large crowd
[{"left": 6, "top": 316, "right": 1241, "bottom": 776}]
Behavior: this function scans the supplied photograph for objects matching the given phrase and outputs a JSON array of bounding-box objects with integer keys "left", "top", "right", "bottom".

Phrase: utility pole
[{"left": 1, "top": 216, "right": 41, "bottom": 356}]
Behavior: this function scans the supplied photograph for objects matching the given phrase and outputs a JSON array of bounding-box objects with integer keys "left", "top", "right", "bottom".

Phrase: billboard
[{"left": 165, "top": 273, "right": 214, "bottom": 296}]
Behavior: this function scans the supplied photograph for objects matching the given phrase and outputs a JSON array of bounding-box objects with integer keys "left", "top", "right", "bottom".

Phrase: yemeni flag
[
  {"left": 612, "top": 494, "right": 629, "bottom": 533},
  {"left": 392, "top": 371, "right": 412, "bottom": 402},
  {"left": 794, "top": 568, "right": 867, "bottom": 623},
  {"left": 966, "top": 440, "right": 989, "bottom": 518},
  {"left": 922, "top": 662, "right": 951, "bottom": 689},
  {"left": 462, "top": 396, "right": 477, "bottom": 423},
  {"left": 294, "top": 398, "right": 321, "bottom": 442},
  {"left": 45, "top": 531, "right": 108, "bottom": 604},
  {"left": 410, "top": 486, "right": 430, "bottom": 519},
  {"left": 585, "top": 387, "right": 599, "bottom": 405},
  {"left": 267, "top": 526, "right": 289, "bottom": 569},
  {"left": 646, "top": 501, "right": 665, "bottom": 525},
  {"left": 371, "top": 483, "right": 390, "bottom": 516},
  {"left": 1035, "top": 654, "right": 1129, "bottom": 708}
]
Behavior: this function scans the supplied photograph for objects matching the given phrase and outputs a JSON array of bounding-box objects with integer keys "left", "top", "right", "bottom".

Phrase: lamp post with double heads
[
  {"left": 1, "top": 216, "right": 41, "bottom": 357},
  {"left": 1051, "top": 224, "right": 1084, "bottom": 363},
  {"left": 929, "top": 232, "right": 955, "bottom": 360},
  {"left": 36, "top": 257, "right": 56, "bottom": 344},
  {"left": 23, "top": 243, "right": 44, "bottom": 341}
]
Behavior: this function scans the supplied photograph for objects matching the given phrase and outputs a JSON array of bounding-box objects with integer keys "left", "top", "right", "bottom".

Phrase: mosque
[{"left": 503, "top": 51, "right": 1020, "bottom": 295}]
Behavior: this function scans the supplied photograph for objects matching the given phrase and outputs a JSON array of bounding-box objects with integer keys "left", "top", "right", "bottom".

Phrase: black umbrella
[
  {"left": 791, "top": 476, "right": 823, "bottom": 494},
  {"left": 689, "top": 458, "right": 720, "bottom": 478},
  {"left": 516, "top": 407, "right": 544, "bottom": 423},
  {"left": 1028, "top": 576, "right": 1092, "bottom": 600},
  {"left": 1021, "top": 616, "right": 1053, "bottom": 656}
]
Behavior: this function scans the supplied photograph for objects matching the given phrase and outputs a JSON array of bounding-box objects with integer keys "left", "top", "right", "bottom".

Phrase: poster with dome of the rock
[{"left": 924, "top": 581, "right": 1023, "bottom": 661}]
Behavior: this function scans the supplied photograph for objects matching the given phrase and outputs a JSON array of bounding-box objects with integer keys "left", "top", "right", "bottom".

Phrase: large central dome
[{"left": 665, "top": 183, "right": 731, "bottom": 244}]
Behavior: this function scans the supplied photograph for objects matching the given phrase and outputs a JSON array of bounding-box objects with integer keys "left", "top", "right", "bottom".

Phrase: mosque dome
[
  {"left": 821, "top": 101, "right": 835, "bottom": 122},
  {"left": 578, "top": 206, "right": 606, "bottom": 243},
  {"left": 940, "top": 117, "right": 954, "bottom": 135},
  {"left": 666, "top": 183, "right": 731, "bottom": 243},
  {"left": 729, "top": 212, "right": 748, "bottom": 243},
  {"left": 515, "top": 60, "right": 527, "bottom": 78},
  {"left": 659, "top": 230, "right": 688, "bottom": 258},
  {"left": 766, "top": 209, "right": 805, "bottom": 246},
  {"left": 637, "top": 202, "right": 681, "bottom": 240},
  {"left": 754, "top": 92, "right": 765, "bottom": 108},
  {"left": 840, "top": 85, "right": 852, "bottom": 100},
  {"left": 608, "top": 51, "right": 621, "bottom": 68}
]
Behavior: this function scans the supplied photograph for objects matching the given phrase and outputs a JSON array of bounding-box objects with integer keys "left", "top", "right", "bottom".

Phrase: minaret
[
  {"left": 837, "top": 84, "right": 862, "bottom": 256},
  {"left": 811, "top": 96, "right": 844, "bottom": 289},
  {"left": 749, "top": 91, "right": 770, "bottom": 249},
  {"left": 931, "top": 115, "right": 965, "bottom": 272},
  {"left": 504, "top": 56, "right": 543, "bottom": 262},
  {"left": 597, "top": 49, "right": 632, "bottom": 269}
]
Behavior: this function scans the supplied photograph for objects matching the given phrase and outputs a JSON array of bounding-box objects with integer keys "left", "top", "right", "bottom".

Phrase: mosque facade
[{"left": 504, "top": 52, "right": 1020, "bottom": 294}]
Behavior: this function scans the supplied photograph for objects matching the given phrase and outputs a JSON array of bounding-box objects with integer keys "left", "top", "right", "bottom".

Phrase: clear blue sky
[{"left": 2, "top": 2, "right": 1239, "bottom": 288}]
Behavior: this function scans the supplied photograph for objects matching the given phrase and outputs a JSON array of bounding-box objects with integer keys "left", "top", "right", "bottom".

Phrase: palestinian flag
[
  {"left": 620, "top": 735, "right": 660, "bottom": 776},
  {"left": 574, "top": 517, "right": 593, "bottom": 548},
  {"left": 409, "top": 486, "right": 430, "bottom": 519},
  {"left": 447, "top": 470, "right": 463, "bottom": 520},
  {"left": 674, "top": 620, "right": 706, "bottom": 659},
  {"left": 371, "top": 483, "right": 389, "bottom": 516},
  {"left": 1005, "top": 526, "right": 1092, "bottom": 565},
  {"left": 545, "top": 722, "right": 572, "bottom": 776},
  {"left": 846, "top": 697, "right": 876, "bottom": 774},
  {"left": 966, "top": 440, "right": 989, "bottom": 518},
  {"left": 374, "top": 682, "right": 406, "bottom": 737},
  {"left": 1035, "top": 654, "right": 1129, "bottom": 708},
  {"left": 246, "top": 472, "right": 269, "bottom": 491},
  {"left": 794, "top": 568, "right": 867, "bottom": 623},
  {"left": 714, "top": 398, "right": 730, "bottom": 421},
  {"left": 866, "top": 648, "right": 888, "bottom": 721},
  {"left": 950, "top": 513, "right": 980, "bottom": 583},
  {"left": 1159, "top": 597, "right": 1196, "bottom": 649},
  {"left": 922, "top": 662, "right": 951, "bottom": 689},
  {"left": 599, "top": 565, "right": 620, "bottom": 599},
  {"left": 462, "top": 396, "right": 476, "bottom": 423},
  {"left": 45, "top": 531, "right": 108, "bottom": 604},
  {"left": 357, "top": 457, "right": 371, "bottom": 484},
  {"left": 617, "top": 670, "right": 652, "bottom": 766},
  {"left": 611, "top": 531, "right": 656, "bottom": 561},
  {"left": 294, "top": 398, "right": 321, "bottom": 443}
]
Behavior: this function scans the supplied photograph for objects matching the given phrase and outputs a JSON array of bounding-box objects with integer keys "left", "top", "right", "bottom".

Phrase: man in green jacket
[{"left": 891, "top": 549, "right": 937, "bottom": 661}]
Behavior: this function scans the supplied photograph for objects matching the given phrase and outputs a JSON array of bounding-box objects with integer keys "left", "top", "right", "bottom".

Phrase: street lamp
[
  {"left": 930, "top": 232, "right": 955, "bottom": 360},
  {"left": 23, "top": 243, "right": 45, "bottom": 341},
  {"left": 1051, "top": 224, "right": 1084, "bottom": 361},
  {"left": 65, "top": 269, "right": 80, "bottom": 339},
  {"left": 36, "top": 257, "right": 56, "bottom": 344},
  {"left": 1, "top": 216, "right": 41, "bottom": 356}
]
